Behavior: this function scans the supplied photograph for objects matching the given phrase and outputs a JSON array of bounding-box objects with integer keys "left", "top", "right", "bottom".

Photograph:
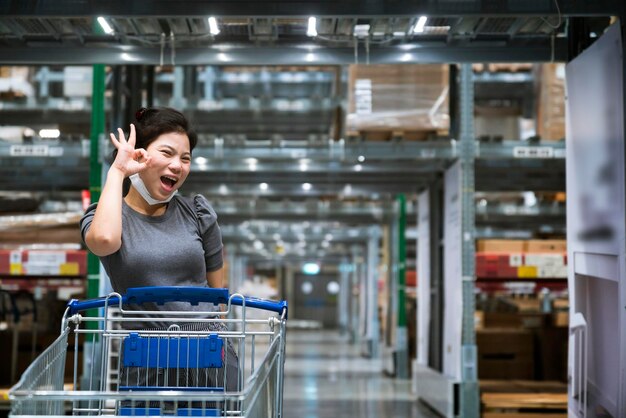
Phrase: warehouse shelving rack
[{"left": 0, "top": 2, "right": 624, "bottom": 417}]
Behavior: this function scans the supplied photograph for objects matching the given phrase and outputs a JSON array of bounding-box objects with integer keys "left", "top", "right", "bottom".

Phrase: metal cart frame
[{"left": 9, "top": 286, "right": 288, "bottom": 418}]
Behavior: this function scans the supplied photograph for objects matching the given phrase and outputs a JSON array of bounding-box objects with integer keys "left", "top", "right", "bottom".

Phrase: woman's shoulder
[
  {"left": 174, "top": 194, "right": 218, "bottom": 221},
  {"left": 80, "top": 202, "right": 98, "bottom": 220}
]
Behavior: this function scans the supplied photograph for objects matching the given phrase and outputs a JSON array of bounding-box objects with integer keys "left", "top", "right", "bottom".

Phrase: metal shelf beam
[{"left": 0, "top": 40, "right": 569, "bottom": 65}]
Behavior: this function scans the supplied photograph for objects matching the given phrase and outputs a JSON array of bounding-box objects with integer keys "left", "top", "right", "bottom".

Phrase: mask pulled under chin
[{"left": 129, "top": 173, "right": 177, "bottom": 205}]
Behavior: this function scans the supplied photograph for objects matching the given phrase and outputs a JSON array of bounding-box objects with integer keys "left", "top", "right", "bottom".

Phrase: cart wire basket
[{"left": 9, "top": 286, "right": 288, "bottom": 418}]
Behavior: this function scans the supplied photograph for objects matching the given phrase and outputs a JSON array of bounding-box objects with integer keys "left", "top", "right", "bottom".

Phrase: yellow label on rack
[
  {"left": 59, "top": 262, "right": 79, "bottom": 276},
  {"left": 9, "top": 263, "right": 23, "bottom": 275},
  {"left": 517, "top": 266, "right": 538, "bottom": 278}
]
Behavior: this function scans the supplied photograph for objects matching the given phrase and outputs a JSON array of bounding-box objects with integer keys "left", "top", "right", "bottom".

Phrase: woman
[{"left": 80, "top": 107, "right": 238, "bottom": 392}]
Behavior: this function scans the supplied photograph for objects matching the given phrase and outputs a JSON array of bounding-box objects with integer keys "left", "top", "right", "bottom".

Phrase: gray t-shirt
[{"left": 80, "top": 194, "right": 223, "bottom": 317}]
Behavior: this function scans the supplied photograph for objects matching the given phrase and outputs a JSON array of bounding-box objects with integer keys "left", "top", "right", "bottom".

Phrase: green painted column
[
  {"left": 87, "top": 19, "right": 106, "bottom": 323},
  {"left": 87, "top": 63, "right": 105, "bottom": 301},
  {"left": 395, "top": 193, "right": 409, "bottom": 378},
  {"left": 397, "top": 194, "right": 407, "bottom": 328}
]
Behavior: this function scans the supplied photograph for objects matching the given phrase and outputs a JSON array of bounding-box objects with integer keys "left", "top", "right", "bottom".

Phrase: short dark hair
[{"left": 134, "top": 107, "right": 198, "bottom": 151}]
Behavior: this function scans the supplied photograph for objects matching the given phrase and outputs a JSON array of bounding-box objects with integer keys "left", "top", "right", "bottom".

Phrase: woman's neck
[{"left": 125, "top": 187, "right": 168, "bottom": 216}]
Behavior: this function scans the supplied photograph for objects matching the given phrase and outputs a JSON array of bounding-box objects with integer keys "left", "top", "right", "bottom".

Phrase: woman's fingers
[
  {"left": 109, "top": 132, "right": 119, "bottom": 146},
  {"left": 130, "top": 148, "right": 151, "bottom": 171},
  {"left": 137, "top": 155, "right": 152, "bottom": 171},
  {"left": 110, "top": 124, "right": 136, "bottom": 150},
  {"left": 127, "top": 124, "right": 136, "bottom": 147},
  {"left": 132, "top": 148, "right": 149, "bottom": 161},
  {"left": 117, "top": 128, "right": 126, "bottom": 143}
]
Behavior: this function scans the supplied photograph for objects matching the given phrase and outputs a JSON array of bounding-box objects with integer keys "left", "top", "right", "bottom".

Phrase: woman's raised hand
[{"left": 109, "top": 124, "right": 151, "bottom": 176}]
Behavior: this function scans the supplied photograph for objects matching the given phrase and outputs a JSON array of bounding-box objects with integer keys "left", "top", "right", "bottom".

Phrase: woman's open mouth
[{"left": 160, "top": 176, "right": 178, "bottom": 192}]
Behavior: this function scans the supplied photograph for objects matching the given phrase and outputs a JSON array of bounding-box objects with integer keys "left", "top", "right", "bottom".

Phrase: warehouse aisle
[{"left": 282, "top": 330, "right": 439, "bottom": 418}]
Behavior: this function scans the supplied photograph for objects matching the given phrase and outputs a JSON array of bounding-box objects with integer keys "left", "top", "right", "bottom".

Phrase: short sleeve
[
  {"left": 79, "top": 203, "right": 98, "bottom": 244},
  {"left": 194, "top": 195, "right": 224, "bottom": 273}
]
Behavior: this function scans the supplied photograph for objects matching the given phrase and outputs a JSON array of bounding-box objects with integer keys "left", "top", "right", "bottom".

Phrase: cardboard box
[
  {"left": 346, "top": 64, "right": 450, "bottom": 134},
  {"left": 552, "top": 311, "right": 569, "bottom": 327},
  {"left": 476, "top": 239, "right": 526, "bottom": 253},
  {"left": 536, "top": 326, "right": 568, "bottom": 381},
  {"left": 536, "top": 63, "right": 566, "bottom": 141},
  {"left": 525, "top": 239, "right": 567, "bottom": 253},
  {"left": 524, "top": 253, "right": 566, "bottom": 267},
  {"left": 477, "top": 328, "right": 535, "bottom": 380},
  {"left": 538, "top": 265, "right": 568, "bottom": 278},
  {"left": 476, "top": 253, "right": 518, "bottom": 278},
  {"left": 483, "top": 311, "right": 547, "bottom": 329},
  {"left": 517, "top": 265, "right": 538, "bottom": 278}
]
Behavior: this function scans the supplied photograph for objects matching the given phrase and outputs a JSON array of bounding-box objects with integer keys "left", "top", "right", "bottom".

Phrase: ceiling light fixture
[
  {"left": 302, "top": 262, "right": 320, "bottom": 275},
  {"left": 307, "top": 17, "right": 318, "bottom": 37},
  {"left": 259, "top": 182, "right": 269, "bottom": 191},
  {"left": 353, "top": 24, "right": 370, "bottom": 38},
  {"left": 97, "top": 17, "right": 114, "bottom": 34},
  {"left": 413, "top": 16, "right": 428, "bottom": 33},
  {"left": 302, "top": 182, "right": 312, "bottom": 191},
  {"left": 39, "top": 129, "right": 60, "bottom": 139},
  {"left": 208, "top": 17, "right": 220, "bottom": 35}
]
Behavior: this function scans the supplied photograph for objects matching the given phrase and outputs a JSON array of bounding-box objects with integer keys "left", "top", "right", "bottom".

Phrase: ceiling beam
[
  {"left": 0, "top": 0, "right": 620, "bottom": 17},
  {"left": 0, "top": 39, "right": 568, "bottom": 65}
]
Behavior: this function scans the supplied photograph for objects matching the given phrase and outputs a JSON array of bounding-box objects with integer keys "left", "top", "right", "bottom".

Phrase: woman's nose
[{"left": 169, "top": 158, "right": 182, "bottom": 171}]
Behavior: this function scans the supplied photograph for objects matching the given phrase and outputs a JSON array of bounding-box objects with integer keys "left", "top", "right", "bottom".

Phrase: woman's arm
[
  {"left": 84, "top": 124, "right": 151, "bottom": 256},
  {"left": 206, "top": 267, "right": 224, "bottom": 289}
]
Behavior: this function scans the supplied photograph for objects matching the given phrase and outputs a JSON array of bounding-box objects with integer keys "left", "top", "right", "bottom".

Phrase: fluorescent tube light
[
  {"left": 307, "top": 17, "right": 317, "bottom": 37},
  {"left": 208, "top": 17, "right": 220, "bottom": 35},
  {"left": 39, "top": 129, "right": 60, "bottom": 139},
  {"left": 413, "top": 16, "right": 427, "bottom": 33},
  {"left": 97, "top": 17, "right": 114, "bottom": 34}
]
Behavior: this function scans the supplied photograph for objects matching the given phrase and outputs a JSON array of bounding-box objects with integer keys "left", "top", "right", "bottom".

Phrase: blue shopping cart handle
[
  {"left": 67, "top": 287, "right": 288, "bottom": 317},
  {"left": 67, "top": 294, "right": 124, "bottom": 315},
  {"left": 230, "top": 294, "right": 288, "bottom": 317},
  {"left": 126, "top": 287, "right": 230, "bottom": 306}
]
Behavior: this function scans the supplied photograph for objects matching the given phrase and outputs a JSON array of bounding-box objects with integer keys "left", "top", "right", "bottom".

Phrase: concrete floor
[{"left": 282, "top": 329, "right": 440, "bottom": 418}]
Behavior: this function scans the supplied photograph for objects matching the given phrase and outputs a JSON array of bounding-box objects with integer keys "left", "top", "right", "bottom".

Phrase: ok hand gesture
[{"left": 109, "top": 124, "right": 151, "bottom": 177}]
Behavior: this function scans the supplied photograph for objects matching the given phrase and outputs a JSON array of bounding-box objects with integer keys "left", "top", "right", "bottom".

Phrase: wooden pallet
[
  {"left": 346, "top": 129, "right": 446, "bottom": 141},
  {"left": 481, "top": 380, "right": 567, "bottom": 418},
  {"left": 473, "top": 63, "right": 534, "bottom": 73},
  {"left": 484, "top": 414, "right": 567, "bottom": 418}
]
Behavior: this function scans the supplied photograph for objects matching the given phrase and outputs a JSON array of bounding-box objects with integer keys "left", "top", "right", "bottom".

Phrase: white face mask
[{"left": 129, "top": 173, "right": 177, "bottom": 205}]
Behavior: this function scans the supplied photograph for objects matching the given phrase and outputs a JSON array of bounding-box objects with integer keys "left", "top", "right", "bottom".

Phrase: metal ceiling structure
[
  {"left": 0, "top": 1, "right": 619, "bottom": 65},
  {"left": 0, "top": 0, "right": 614, "bottom": 256}
]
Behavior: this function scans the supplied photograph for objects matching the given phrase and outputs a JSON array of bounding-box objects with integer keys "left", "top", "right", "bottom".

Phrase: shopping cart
[{"left": 9, "top": 286, "right": 288, "bottom": 418}]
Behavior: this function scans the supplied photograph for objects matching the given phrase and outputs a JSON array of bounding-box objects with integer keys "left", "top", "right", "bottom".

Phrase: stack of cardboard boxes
[
  {"left": 475, "top": 238, "right": 569, "bottom": 382},
  {"left": 536, "top": 63, "right": 566, "bottom": 141},
  {"left": 476, "top": 239, "right": 567, "bottom": 279},
  {"left": 346, "top": 64, "right": 449, "bottom": 140}
]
